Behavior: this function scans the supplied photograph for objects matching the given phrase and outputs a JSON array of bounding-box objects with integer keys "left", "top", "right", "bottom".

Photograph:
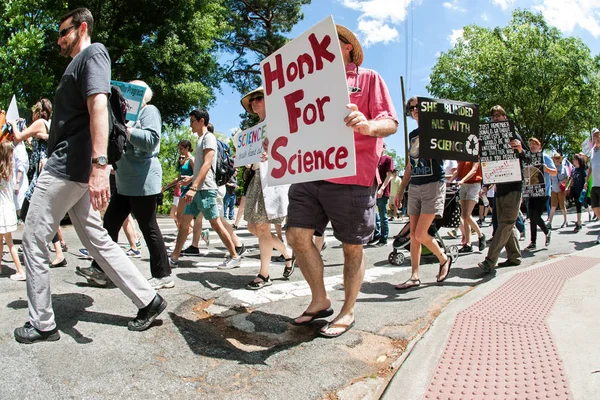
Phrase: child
[{"left": 0, "top": 141, "right": 25, "bottom": 280}]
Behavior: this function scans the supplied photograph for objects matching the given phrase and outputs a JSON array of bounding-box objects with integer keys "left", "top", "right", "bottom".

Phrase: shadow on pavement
[
  {"left": 177, "top": 271, "right": 257, "bottom": 290},
  {"left": 7, "top": 293, "right": 137, "bottom": 344},
  {"left": 170, "top": 310, "right": 318, "bottom": 365}
]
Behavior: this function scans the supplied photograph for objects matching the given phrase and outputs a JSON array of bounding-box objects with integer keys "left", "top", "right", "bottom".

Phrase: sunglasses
[
  {"left": 407, "top": 105, "right": 418, "bottom": 112},
  {"left": 249, "top": 96, "right": 264, "bottom": 104},
  {"left": 58, "top": 25, "right": 77, "bottom": 38}
]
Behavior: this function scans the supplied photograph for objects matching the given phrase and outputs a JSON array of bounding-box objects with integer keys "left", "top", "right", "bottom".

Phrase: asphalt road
[{"left": 0, "top": 210, "right": 598, "bottom": 399}]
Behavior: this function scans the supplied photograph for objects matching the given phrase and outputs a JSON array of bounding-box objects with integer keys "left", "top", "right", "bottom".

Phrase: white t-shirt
[{"left": 193, "top": 131, "right": 218, "bottom": 190}]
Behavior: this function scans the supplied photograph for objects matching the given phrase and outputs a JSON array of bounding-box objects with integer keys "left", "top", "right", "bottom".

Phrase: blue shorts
[{"left": 184, "top": 189, "right": 219, "bottom": 220}]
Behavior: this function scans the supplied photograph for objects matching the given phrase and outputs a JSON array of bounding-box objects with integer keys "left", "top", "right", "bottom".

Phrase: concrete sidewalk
[{"left": 382, "top": 247, "right": 600, "bottom": 400}]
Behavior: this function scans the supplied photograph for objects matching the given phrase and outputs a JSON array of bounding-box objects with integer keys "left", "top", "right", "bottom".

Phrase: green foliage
[
  {"left": 0, "top": 0, "right": 230, "bottom": 124},
  {"left": 384, "top": 147, "right": 405, "bottom": 171},
  {"left": 428, "top": 9, "right": 600, "bottom": 159}
]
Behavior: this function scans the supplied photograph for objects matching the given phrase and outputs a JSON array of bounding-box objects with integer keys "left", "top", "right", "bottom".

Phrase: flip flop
[
  {"left": 319, "top": 321, "right": 356, "bottom": 338},
  {"left": 395, "top": 278, "right": 421, "bottom": 290},
  {"left": 437, "top": 256, "right": 453, "bottom": 282},
  {"left": 292, "top": 307, "right": 334, "bottom": 326}
]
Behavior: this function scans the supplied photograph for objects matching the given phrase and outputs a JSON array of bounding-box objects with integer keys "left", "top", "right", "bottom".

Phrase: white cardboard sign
[
  {"left": 6, "top": 95, "right": 20, "bottom": 121},
  {"left": 260, "top": 15, "right": 355, "bottom": 186},
  {"left": 233, "top": 121, "right": 267, "bottom": 167}
]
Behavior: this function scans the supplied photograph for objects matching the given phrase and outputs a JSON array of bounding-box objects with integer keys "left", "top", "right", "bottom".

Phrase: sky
[{"left": 208, "top": 0, "right": 600, "bottom": 159}]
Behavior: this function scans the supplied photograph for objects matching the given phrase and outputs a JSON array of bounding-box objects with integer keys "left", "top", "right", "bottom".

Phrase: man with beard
[{"left": 14, "top": 8, "right": 166, "bottom": 344}]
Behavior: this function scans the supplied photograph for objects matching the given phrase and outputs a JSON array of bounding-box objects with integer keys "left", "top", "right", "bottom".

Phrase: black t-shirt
[
  {"left": 571, "top": 167, "right": 587, "bottom": 194},
  {"left": 45, "top": 43, "right": 111, "bottom": 183},
  {"left": 408, "top": 128, "right": 444, "bottom": 185}
]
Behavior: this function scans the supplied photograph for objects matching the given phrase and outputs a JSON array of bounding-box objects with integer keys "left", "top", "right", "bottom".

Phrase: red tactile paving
[
  {"left": 422, "top": 256, "right": 600, "bottom": 400},
  {"left": 460, "top": 274, "right": 565, "bottom": 328}
]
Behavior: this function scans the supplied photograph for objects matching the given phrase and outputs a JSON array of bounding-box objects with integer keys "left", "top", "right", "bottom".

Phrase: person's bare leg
[
  {"left": 51, "top": 241, "right": 64, "bottom": 265},
  {"left": 413, "top": 213, "right": 449, "bottom": 279},
  {"left": 275, "top": 223, "right": 284, "bottom": 243},
  {"left": 6, "top": 234, "right": 24, "bottom": 276},
  {"left": 171, "top": 214, "right": 194, "bottom": 260},
  {"left": 315, "top": 233, "right": 325, "bottom": 252},
  {"left": 320, "top": 243, "right": 365, "bottom": 336},
  {"left": 220, "top": 216, "right": 241, "bottom": 247},
  {"left": 408, "top": 215, "right": 422, "bottom": 280},
  {"left": 561, "top": 203, "right": 568, "bottom": 225},
  {"left": 462, "top": 199, "right": 482, "bottom": 244},
  {"left": 123, "top": 215, "right": 139, "bottom": 251},
  {"left": 209, "top": 217, "right": 237, "bottom": 256},
  {"left": 190, "top": 214, "right": 203, "bottom": 248},
  {"left": 248, "top": 222, "right": 290, "bottom": 279},
  {"left": 170, "top": 204, "right": 178, "bottom": 228},
  {"left": 233, "top": 196, "right": 246, "bottom": 227},
  {"left": 548, "top": 205, "right": 557, "bottom": 224},
  {"left": 287, "top": 227, "right": 330, "bottom": 323}
]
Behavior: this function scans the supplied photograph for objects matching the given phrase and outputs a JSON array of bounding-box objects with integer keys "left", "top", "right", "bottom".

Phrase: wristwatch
[{"left": 92, "top": 156, "right": 108, "bottom": 166}]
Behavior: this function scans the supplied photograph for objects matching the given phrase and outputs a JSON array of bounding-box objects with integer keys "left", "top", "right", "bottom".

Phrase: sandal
[
  {"left": 292, "top": 307, "right": 334, "bottom": 326},
  {"left": 245, "top": 274, "right": 272, "bottom": 290},
  {"left": 437, "top": 256, "right": 453, "bottom": 282},
  {"left": 283, "top": 255, "right": 296, "bottom": 279},
  {"left": 395, "top": 278, "right": 421, "bottom": 290},
  {"left": 319, "top": 320, "right": 356, "bottom": 338}
]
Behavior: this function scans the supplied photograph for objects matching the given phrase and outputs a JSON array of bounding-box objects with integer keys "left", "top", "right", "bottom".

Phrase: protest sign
[
  {"left": 417, "top": 97, "right": 479, "bottom": 161},
  {"left": 523, "top": 152, "right": 546, "bottom": 198},
  {"left": 260, "top": 15, "right": 354, "bottom": 186},
  {"left": 479, "top": 121, "right": 522, "bottom": 184},
  {"left": 110, "top": 81, "right": 146, "bottom": 121},
  {"left": 582, "top": 137, "right": 593, "bottom": 157},
  {"left": 233, "top": 121, "right": 267, "bottom": 167},
  {"left": 6, "top": 95, "right": 20, "bottom": 121}
]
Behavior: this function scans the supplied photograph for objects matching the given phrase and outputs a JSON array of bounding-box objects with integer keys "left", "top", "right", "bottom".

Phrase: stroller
[{"left": 388, "top": 188, "right": 461, "bottom": 266}]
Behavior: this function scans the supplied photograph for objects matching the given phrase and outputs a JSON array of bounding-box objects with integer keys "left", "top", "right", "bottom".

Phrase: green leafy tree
[
  {"left": 428, "top": 9, "right": 600, "bottom": 155},
  {"left": 220, "top": 0, "right": 311, "bottom": 126},
  {"left": 1, "top": 0, "right": 230, "bottom": 124},
  {"left": 384, "top": 147, "right": 405, "bottom": 171}
]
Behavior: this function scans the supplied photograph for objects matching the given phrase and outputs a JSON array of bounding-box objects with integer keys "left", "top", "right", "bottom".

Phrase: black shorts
[{"left": 287, "top": 181, "right": 377, "bottom": 245}]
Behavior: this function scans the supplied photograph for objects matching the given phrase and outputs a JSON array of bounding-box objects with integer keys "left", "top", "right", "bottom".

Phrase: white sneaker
[
  {"left": 149, "top": 276, "right": 175, "bottom": 289},
  {"left": 217, "top": 255, "right": 242, "bottom": 269},
  {"left": 10, "top": 273, "right": 26, "bottom": 281}
]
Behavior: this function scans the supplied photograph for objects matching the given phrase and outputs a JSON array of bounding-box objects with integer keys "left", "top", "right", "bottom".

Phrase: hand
[
  {"left": 510, "top": 139, "right": 523, "bottom": 153},
  {"left": 180, "top": 176, "right": 193, "bottom": 186},
  {"left": 376, "top": 187, "right": 383, "bottom": 199},
  {"left": 394, "top": 192, "right": 403, "bottom": 209},
  {"left": 260, "top": 151, "right": 269, "bottom": 162},
  {"left": 88, "top": 165, "right": 110, "bottom": 211},
  {"left": 185, "top": 189, "right": 196, "bottom": 204},
  {"left": 344, "top": 104, "right": 371, "bottom": 136}
]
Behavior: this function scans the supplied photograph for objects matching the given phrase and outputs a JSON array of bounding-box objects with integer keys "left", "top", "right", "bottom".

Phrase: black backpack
[
  {"left": 211, "top": 134, "right": 236, "bottom": 187},
  {"left": 107, "top": 85, "right": 128, "bottom": 168}
]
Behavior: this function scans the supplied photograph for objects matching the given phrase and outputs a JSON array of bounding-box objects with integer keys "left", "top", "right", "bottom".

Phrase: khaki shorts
[
  {"left": 459, "top": 182, "right": 481, "bottom": 202},
  {"left": 408, "top": 181, "right": 446, "bottom": 217},
  {"left": 550, "top": 191, "right": 566, "bottom": 208}
]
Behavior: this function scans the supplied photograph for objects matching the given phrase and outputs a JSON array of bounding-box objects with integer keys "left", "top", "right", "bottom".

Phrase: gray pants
[
  {"left": 485, "top": 190, "right": 521, "bottom": 267},
  {"left": 23, "top": 171, "right": 156, "bottom": 331}
]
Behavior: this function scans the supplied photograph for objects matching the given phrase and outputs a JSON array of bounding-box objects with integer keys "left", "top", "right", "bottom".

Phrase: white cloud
[
  {"left": 339, "top": 0, "right": 412, "bottom": 46},
  {"left": 491, "top": 0, "right": 516, "bottom": 11},
  {"left": 448, "top": 28, "right": 464, "bottom": 45},
  {"left": 533, "top": 0, "right": 600, "bottom": 38},
  {"left": 443, "top": 0, "right": 466, "bottom": 12},
  {"left": 481, "top": 13, "right": 488, "bottom": 21}
]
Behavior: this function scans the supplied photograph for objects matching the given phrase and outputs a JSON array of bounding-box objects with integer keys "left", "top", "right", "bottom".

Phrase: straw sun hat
[
  {"left": 240, "top": 86, "right": 264, "bottom": 115},
  {"left": 336, "top": 24, "right": 364, "bottom": 67}
]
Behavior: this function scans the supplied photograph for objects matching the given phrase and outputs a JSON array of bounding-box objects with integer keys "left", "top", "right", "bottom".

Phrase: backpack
[
  {"left": 107, "top": 85, "right": 128, "bottom": 168},
  {"left": 210, "top": 133, "right": 236, "bottom": 187}
]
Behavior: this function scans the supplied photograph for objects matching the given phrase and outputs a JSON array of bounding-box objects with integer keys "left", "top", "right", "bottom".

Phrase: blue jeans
[
  {"left": 223, "top": 193, "right": 236, "bottom": 219},
  {"left": 373, "top": 196, "right": 390, "bottom": 242}
]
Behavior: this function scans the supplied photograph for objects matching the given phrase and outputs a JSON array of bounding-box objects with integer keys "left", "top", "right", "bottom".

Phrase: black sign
[
  {"left": 479, "top": 121, "right": 522, "bottom": 184},
  {"left": 523, "top": 152, "right": 547, "bottom": 198},
  {"left": 417, "top": 97, "right": 480, "bottom": 161}
]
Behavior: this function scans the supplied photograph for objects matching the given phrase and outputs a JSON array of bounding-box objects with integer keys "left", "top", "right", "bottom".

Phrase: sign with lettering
[
  {"left": 110, "top": 80, "right": 146, "bottom": 121},
  {"left": 260, "top": 15, "right": 354, "bottom": 186},
  {"left": 523, "top": 152, "right": 546, "bottom": 198},
  {"left": 479, "top": 121, "right": 522, "bottom": 184},
  {"left": 233, "top": 121, "right": 267, "bottom": 167},
  {"left": 417, "top": 97, "right": 479, "bottom": 161}
]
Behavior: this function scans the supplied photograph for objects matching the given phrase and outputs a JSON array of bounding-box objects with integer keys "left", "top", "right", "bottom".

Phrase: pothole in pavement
[{"left": 172, "top": 296, "right": 319, "bottom": 359}]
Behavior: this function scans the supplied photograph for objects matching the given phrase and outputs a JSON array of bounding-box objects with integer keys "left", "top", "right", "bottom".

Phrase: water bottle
[{"left": 579, "top": 189, "right": 587, "bottom": 203}]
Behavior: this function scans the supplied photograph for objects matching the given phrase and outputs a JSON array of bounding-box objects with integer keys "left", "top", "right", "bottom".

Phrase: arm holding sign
[{"left": 345, "top": 104, "right": 398, "bottom": 137}]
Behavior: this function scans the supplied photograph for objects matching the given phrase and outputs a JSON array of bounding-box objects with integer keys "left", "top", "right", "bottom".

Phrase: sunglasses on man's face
[
  {"left": 58, "top": 25, "right": 77, "bottom": 38},
  {"left": 249, "top": 96, "right": 264, "bottom": 104}
]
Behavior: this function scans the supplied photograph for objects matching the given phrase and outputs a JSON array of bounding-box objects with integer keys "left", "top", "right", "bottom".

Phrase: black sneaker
[
  {"left": 367, "top": 235, "right": 381, "bottom": 246},
  {"left": 458, "top": 244, "right": 473, "bottom": 253},
  {"left": 181, "top": 245, "right": 200, "bottom": 255},
  {"left": 128, "top": 294, "right": 167, "bottom": 332},
  {"left": 524, "top": 243, "right": 536, "bottom": 251},
  {"left": 14, "top": 322, "right": 60, "bottom": 344},
  {"left": 478, "top": 234, "right": 486, "bottom": 251},
  {"left": 235, "top": 243, "right": 246, "bottom": 256},
  {"left": 545, "top": 231, "right": 552, "bottom": 247}
]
